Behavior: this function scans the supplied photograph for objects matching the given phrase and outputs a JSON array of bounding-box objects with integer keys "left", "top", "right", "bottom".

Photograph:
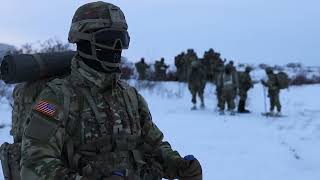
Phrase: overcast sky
[{"left": 0, "top": 0, "right": 319, "bottom": 65}]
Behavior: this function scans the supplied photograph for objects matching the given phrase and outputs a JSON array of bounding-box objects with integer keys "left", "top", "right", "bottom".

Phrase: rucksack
[
  {"left": 276, "top": 72, "right": 290, "bottom": 89},
  {"left": 0, "top": 79, "right": 51, "bottom": 180}
]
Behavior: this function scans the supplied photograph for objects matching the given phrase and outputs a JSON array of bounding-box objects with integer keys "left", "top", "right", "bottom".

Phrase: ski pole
[{"left": 263, "top": 85, "right": 267, "bottom": 114}]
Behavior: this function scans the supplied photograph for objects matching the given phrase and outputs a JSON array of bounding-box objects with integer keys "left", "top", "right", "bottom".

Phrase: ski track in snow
[{"left": 0, "top": 82, "right": 319, "bottom": 180}]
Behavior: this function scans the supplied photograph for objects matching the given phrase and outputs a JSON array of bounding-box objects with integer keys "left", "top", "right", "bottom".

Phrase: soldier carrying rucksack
[
  {"left": 261, "top": 67, "right": 289, "bottom": 116},
  {"left": 135, "top": 58, "right": 150, "bottom": 80},
  {"left": 216, "top": 64, "right": 239, "bottom": 115},
  {"left": 237, "top": 66, "right": 254, "bottom": 113},
  {"left": 0, "top": 2, "right": 203, "bottom": 180},
  {"left": 188, "top": 60, "right": 206, "bottom": 110}
]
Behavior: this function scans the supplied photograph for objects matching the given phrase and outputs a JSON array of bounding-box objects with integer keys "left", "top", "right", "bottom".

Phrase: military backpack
[
  {"left": 0, "top": 79, "right": 52, "bottom": 180},
  {"left": 276, "top": 72, "right": 290, "bottom": 89}
]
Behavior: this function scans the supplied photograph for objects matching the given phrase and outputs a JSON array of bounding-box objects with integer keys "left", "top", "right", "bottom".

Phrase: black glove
[
  {"left": 261, "top": 80, "right": 267, "bottom": 86},
  {"left": 102, "top": 171, "right": 125, "bottom": 180},
  {"left": 103, "top": 176, "right": 124, "bottom": 180},
  {"left": 177, "top": 155, "right": 202, "bottom": 180}
]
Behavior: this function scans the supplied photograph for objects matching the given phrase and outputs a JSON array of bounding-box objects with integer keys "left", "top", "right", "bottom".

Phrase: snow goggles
[{"left": 79, "top": 28, "right": 130, "bottom": 50}]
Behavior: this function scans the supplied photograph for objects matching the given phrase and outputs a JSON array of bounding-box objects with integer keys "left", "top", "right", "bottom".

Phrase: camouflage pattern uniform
[
  {"left": 262, "top": 68, "right": 281, "bottom": 113},
  {"left": 213, "top": 53, "right": 224, "bottom": 84},
  {"left": 188, "top": 61, "right": 206, "bottom": 109},
  {"left": 154, "top": 58, "right": 169, "bottom": 81},
  {"left": 227, "top": 61, "right": 237, "bottom": 73},
  {"left": 237, "top": 67, "right": 253, "bottom": 113},
  {"left": 216, "top": 65, "right": 238, "bottom": 113},
  {"left": 203, "top": 49, "right": 216, "bottom": 81},
  {"left": 183, "top": 49, "right": 198, "bottom": 81},
  {"left": 20, "top": 2, "right": 202, "bottom": 180},
  {"left": 174, "top": 52, "right": 185, "bottom": 82},
  {"left": 135, "top": 58, "right": 150, "bottom": 80}
]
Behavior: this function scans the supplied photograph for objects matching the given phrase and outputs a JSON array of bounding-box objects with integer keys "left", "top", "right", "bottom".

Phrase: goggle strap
[
  {"left": 73, "top": 31, "right": 93, "bottom": 41},
  {"left": 101, "top": 63, "right": 119, "bottom": 71},
  {"left": 101, "top": 61, "right": 120, "bottom": 68},
  {"left": 93, "top": 39, "right": 125, "bottom": 50},
  {"left": 78, "top": 50, "right": 97, "bottom": 61}
]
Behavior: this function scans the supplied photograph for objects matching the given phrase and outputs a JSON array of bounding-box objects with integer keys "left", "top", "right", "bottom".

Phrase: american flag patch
[{"left": 35, "top": 100, "right": 57, "bottom": 117}]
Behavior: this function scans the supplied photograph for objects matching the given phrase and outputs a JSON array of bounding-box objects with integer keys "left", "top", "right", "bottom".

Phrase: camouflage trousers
[
  {"left": 188, "top": 83, "right": 205, "bottom": 105},
  {"left": 268, "top": 90, "right": 281, "bottom": 112},
  {"left": 155, "top": 72, "right": 166, "bottom": 81},
  {"left": 218, "top": 88, "right": 236, "bottom": 111},
  {"left": 138, "top": 72, "right": 147, "bottom": 80},
  {"left": 239, "top": 89, "right": 248, "bottom": 102}
]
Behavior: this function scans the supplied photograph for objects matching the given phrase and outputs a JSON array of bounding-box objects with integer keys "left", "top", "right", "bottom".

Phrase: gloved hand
[
  {"left": 103, "top": 175, "right": 124, "bottom": 180},
  {"left": 102, "top": 171, "right": 125, "bottom": 180},
  {"left": 177, "top": 155, "right": 202, "bottom": 180}
]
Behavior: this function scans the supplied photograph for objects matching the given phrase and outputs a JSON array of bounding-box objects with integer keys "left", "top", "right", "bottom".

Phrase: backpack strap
[
  {"left": 79, "top": 87, "right": 108, "bottom": 135},
  {"left": 118, "top": 81, "right": 140, "bottom": 135}
]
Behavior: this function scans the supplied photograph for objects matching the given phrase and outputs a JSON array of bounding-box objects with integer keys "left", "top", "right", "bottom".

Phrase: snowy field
[{"left": 0, "top": 81, "right": 320, "bottom": 180}]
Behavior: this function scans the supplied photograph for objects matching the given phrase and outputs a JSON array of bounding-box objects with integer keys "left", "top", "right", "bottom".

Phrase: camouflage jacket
[
  {"left": 20, "top": 56, "right": 181, "bottom": 180},
  {"left": 135, "top": 62, "right": 149, "bottom": 74},
  {"left": 216, "top": 72, "right": 239, "bottom": 91},
  {"left": 188, "top": 66, "right": 206, "bottom": 86},
  {"left": 264, "top": 73, "right": 280, "bottom": 92},
  {"left": 238, "top": 72, "right": 253, "bottom": 91}
]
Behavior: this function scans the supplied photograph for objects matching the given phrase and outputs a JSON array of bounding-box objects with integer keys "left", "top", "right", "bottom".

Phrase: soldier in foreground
[
  {"left": 216, "top": 64, "right": 239, "bottom": 115},
  {"left": 237, "top": 66, "right": 254, "bottom": 113},
  {"left": 20, "top": 2, "right": 202, "bottom": 180},
  {"left": 261, "top": 67, "right": 282, "bottom": 115},
  {"left": 135, "top": 58, "right": 150, "bottom": 80},
  {"left": 188, "top": 60, "right": 206, "bottom": 110}
]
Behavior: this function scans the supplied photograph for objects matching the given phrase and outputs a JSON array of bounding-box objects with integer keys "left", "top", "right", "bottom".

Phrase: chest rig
[{"left": 61, "top": 79, "right": 146, "bottom": 179}]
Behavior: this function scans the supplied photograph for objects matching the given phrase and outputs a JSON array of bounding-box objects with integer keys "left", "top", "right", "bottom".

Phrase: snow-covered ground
[{"left": 0, "top": 81, "right": 320, "bottom": 180}]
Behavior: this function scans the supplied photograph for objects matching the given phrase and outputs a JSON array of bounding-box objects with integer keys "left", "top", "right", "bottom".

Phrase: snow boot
[
  {"left": 219, "top": 110, "right": 225, "bottom": 115},
  {"left": 200, "top": 103, "right": 205, "bottom": 110},
  {"left": 275, "top": 111, "right": 282, "bottom": 117},
  {"left": 239, "top": 109, "right": 251, "bottom": 113},
  {"left": 229, "top": 110, "right": 236, "bottom": 116},
  {"left": 238, "top": 100, "right": 250, "bottom": 113},
  {"left": 191, "top": 104, "right": 197, "bottom": 110},
  {"left": 237, "top": 100, "right": 244, "bottom": 112}
]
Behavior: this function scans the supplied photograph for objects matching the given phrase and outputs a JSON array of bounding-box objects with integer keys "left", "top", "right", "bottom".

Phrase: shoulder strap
[
  {"left": 79, "top": 87, "right": 108, "bottom": 135},
  {"left": 118, "top": 81, "right": 139, "bottom": 121}
]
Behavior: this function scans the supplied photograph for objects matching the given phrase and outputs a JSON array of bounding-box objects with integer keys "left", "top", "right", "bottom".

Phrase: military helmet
[
  {"left": 208, "top": 48, "right": 214, "bottom": 53},
  {"left": 187, "top": 49, "right": 194, "bottom": 53},
  {"left": 245, "top": 66, "right": 252, "bottom": 72},
  {"left": 69, "top": 1, "right": 128, "bottom": 44},
  {"left": 68, "top": 1, "right": 130, "bottom": 71},
  {"left": 265, "top": 67, "right": 273, "bottom": 74}
]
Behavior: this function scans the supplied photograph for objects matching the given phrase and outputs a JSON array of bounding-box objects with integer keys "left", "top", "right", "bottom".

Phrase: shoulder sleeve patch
[{"left": 34, "top": 100, "right": 57, "bottom": 117}]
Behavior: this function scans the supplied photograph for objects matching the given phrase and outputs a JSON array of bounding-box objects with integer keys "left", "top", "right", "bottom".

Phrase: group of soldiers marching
[
  {"left": 135, "top": 57, "right": 169, "bottom": 81},
  {"left": 135, "top": 48, "right": 284, "bottom": 116}
]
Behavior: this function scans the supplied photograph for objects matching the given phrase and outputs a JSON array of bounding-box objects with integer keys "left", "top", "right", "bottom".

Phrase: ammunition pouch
[
  {"left": 68, "top": 134, "right": 147, "bottom": 179},
  {"left": 0, "top": 142, "right": 21, "bottom": 180}
]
